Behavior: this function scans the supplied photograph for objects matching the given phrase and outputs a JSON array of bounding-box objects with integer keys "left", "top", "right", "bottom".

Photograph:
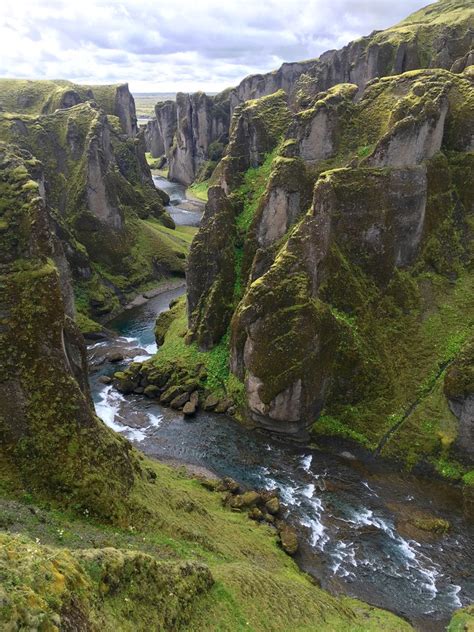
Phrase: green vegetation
[
  {"left": 145, "top": 151, "right": 163, "bottom": 170},
  {"left": 447, "top": 604, "right": 474, "bottom": 632},
  {"left": 234, "top": 150, "right": 277, "bottom": 233},
  {"left": 0, "top": 91, "right": 191, "bottom": 327},
  {"left": 150, "top": 297, "right": 233, "bottom": 398},
  {"left": 0, "top": 457, "right": 412, "bottom": 631},
  {"left": 188, "top": 179, "right": 210, "bottom": 201}
]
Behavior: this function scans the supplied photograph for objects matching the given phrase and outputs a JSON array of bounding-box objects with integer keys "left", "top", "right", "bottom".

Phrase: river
[{"left": 88, "top": 178, "right": 473, "bottom": 631}]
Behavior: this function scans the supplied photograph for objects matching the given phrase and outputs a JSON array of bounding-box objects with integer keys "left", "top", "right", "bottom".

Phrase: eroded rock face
[
  {"left": 229, "top": 60, "right": 316, "bottom": 118},
  {"left": 0, "top": 144, "right": 139, "bottom": 515},
  {"left": 114, "top": 84, "right": 139, "bottom": 137},
  {"left": 366, "top": 94, "right": 449, "bottom": 168},
  {"left": 186, "top": 186, "right": 236, "bottom": 349},
  {"left": 149, "top": 0, "right": 473, "bottom": 186},
  {"left": 219, "top": 90, "right": 291, "bottom": 194},
  {"left": 144, "top": 119, "right": 164, "bottom": 158},
  {"left": 444, "top": 342, "right": 474, "bottom": 461},
  {"left": 86, "top": 118, "right": 123, "bottom": 229},
  {"left": 169, "top": 92, "right": 229, "bottom": 185},
  {"left": 451, "top": 49, "right": 474, "bottom": 73},
  {"left": 293, "top": 84, "right": 357, "bottom": 163},
  {"left": 231, "top": 165, "right": 428, "bottom": 431},
  {"left": 0, "top": 98, "right": 179, "bottom": 323},
  {"left": 0, "top": 79, "right": 139, "bottom": 139},
  {"left": 155, "top": 100, "right": 177, "bottom": 157}
]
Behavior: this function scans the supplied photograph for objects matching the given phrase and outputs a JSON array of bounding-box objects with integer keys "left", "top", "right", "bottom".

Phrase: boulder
[
  {"left": 144, "top": 385, "right": 160, "bottom": 399},
  {"left": 248, "top": 507, "right": 264, "bottom": 521},
  {"left": 170, "top": 392, "right": 191, "bottom": 409},
  {"left": 98, "top": 375, "right": 112, "bottom": 384},
  {"left": 218, "top": 478, "right": 240, "bottom": 494},
  {"left": 203, "top": 393, "right": 220, "bottom": 411},
  {"left": 265, "top": 497, "right": 280, "bottom": 516},
  {"left": 183, "top": 400, "right": 197, "bottom": 417},
  {"left": 277, "top": 523, "right": 299, "bottom": 556},
  {"left": 214, "top": 397, "right": 233, "bottom": 414},
  {"left": 107, "top": 352, "right": 124, "bottom": 363},
  {"left": 229, "top": 491, "right": 261, "bottom": 510},
  {"left": 113, "top": 370, "right": 139, "bottom": 394},
  {"left": 160, "top": 385, "right": 186, "bottom": 404}
]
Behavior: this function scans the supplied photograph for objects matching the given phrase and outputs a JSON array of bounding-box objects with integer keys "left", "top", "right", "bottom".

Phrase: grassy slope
[
  {"left": 0, "top": 456, "right": 412, "bottom": 632},
  {"left": 188, "top": 180, "right": 210, "bottom": 201}
]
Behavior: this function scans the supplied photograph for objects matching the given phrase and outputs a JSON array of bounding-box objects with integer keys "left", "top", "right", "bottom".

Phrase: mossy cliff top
[
  {"left": 293, "top": 0, "right": 473, "bottom": 106},
  {"left": 219, "top": 90, "right": 291, "bottom": 193},
  {"left": 0, "top": 78, "right": 138, "bottom": 136}
]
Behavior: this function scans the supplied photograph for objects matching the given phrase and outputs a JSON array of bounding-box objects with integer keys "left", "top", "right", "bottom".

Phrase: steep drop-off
[{"left": 0, "top": 79, "right": 190, "bottom": 330}]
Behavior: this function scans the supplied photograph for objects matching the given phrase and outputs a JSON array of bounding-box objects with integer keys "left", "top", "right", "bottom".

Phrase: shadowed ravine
[{"left": 88, "top": 179, "right": 473, "bottom": 632}]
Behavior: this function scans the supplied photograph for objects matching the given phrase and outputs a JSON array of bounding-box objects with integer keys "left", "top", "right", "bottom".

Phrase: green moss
[
  {"left": 149, "top": 298, "right": 233, "bottom": 398},
  {"left": 312, "top": 415, "right": 370, "bottom": 447},
  {"left": 0, "top": 453, "right": 413, "bottom": 632},
  {"left": 188, "top": 180, "right": 210, "bottom": 201},
  {"left": 233, "top": 149, "right": 277, "bottom": 233},
  {"left": 462, "top": 470, "right": 474, "bottom": 486},
  {"left": 447, "top": 605, "right": 474, "bottom": 632}
]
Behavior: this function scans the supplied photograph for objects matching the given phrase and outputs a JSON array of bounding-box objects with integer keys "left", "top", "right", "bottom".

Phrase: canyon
[{"left": 0, "top": 0, "right": 473, "bottom": 630}]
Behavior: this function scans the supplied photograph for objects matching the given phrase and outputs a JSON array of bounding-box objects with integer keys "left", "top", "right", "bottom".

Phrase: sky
[{"left": 1, "top": 0, "right": 433, "bottom": 94}]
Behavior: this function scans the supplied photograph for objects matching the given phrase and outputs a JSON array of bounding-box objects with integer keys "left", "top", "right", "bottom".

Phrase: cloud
[{"left": 0, "top": 0, "right": 432, "bottom": 93}]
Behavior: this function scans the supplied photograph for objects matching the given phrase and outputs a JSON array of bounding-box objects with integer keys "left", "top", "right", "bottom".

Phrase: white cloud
[{"left": 0, "top": 0, "right": 433, "bottom": 94}]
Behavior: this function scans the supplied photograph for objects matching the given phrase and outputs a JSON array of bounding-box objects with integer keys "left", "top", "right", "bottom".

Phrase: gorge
[{"left": 1, "top": 0, "right": 474, "bottom": 630}]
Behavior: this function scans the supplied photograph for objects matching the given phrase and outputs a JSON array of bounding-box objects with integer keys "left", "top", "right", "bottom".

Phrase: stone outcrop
[
  {"left": 186, "top": 186, "right": 236, "bottom": 349},
  {"left": 231, "top": 165, "right": 429, "bottom": 433},
  {"left": 155, "top": 100, "right": 178, "bottom": 157},
  {"left": 0, "top": 79, "right": 138, "bottom": 138},
  {"left": 168, "top": 92, "right": 230, "bottom": 185},
  {"left": 444, "top": 340, "right": 474, "bottom": 461},
  {"left": 219, "top": 90, "right": 291, "bottom": 194}
]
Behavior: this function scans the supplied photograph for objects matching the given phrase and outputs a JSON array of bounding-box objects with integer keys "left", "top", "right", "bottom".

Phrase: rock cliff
[
  {"left": 0, "top": 143, "right": 140, "bottom": 517},
  {"left": 182, "top": 62, "right": 474, "bottom": 479},
  {"left": 145, "top": 0, "right": 473, "bottom": 186},
  {"left": 0, "top": 78, "right": 138, "bottom": 137},
  {"left": 0, "top": 80, "right": 189, "bottom": 327}
]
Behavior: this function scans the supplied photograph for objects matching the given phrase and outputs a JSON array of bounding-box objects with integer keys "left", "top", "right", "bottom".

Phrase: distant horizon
[{"left": 1, "top": 0, "right": 434, "bottom": 93}]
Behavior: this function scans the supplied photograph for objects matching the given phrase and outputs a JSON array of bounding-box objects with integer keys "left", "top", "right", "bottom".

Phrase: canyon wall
[{"left": 145, "top": 0, "right": 473, "bottom": 185}]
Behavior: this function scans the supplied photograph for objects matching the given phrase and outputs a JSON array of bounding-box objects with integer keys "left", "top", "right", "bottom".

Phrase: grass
[
  {"left": 151, "top": 298, "right": 231, "bottom": 396},
  {"left": 234, "top": 150, "right": 277, "bottom": 233},
  {"left": 188, "top": 180, "right": 210, "bottom": 202},
  {"left": 0, "top": 455, "right": 414, "bottom": 632}
]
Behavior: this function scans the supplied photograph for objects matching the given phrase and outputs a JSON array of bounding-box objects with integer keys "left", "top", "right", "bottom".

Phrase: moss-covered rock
[
  {"left": 219, "top": 90, "right": 291, "bottom": 194},
  {"left": 187, "top": 186, "right": 236, "bottom": 349},
  {"left": 0, "top": 533, "right": 213, "bottom": 631},
  {"left": 0, "top": 87, "right": 191, "bottom": 327},
  {"left": 0, "top": 78, "right": 138, "bottom": 137},
  {"left": 0, "top": 144, "right": 141, "bottom": 520}
]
